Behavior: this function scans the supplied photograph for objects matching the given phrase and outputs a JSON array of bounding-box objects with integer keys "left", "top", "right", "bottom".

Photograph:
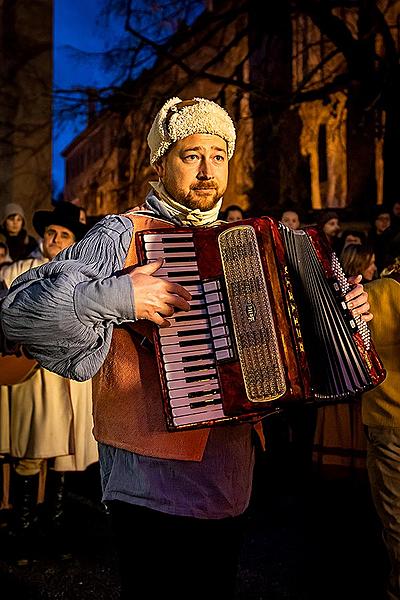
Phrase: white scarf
[{"left": 149, "top": 180, "right": 222, "bottom": 227}]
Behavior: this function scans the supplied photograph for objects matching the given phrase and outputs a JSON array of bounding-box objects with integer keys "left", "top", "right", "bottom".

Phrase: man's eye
[{"left": 214, "top": 155, "right": 225, "bottom": 162}]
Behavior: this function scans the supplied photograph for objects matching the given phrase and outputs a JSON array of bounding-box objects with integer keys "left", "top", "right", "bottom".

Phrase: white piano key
[
  {"left": 156, "top": 265, "right": 199, "bottom": 276},
  {"left": 169, "top": 393, "right": 222, "bottom": 408},
  {"left": 143, "top": 242, "right": 195, "bottom": 250},
  {"left": 172, "top": 403, "right": 223, "bottom": 417},
  {"left": 158, "top": 274, "right": 201, "bottom": 283},
  {"left": 165, "top": 358, "right": 215, "bottom": 373},
  {"left": 158, "top": 319, "right": 210, "bottom": 339},
  {"left": 167, "top": 371, "right": 217, "bottom": 390},
  {"left": 159, "top": 321, "right": 209, "bottom": 336},
  {"left": 171, "top": 308, "right": 208, "bottom": 319},
  {"left": 159, "top": 332, "right": 211, "bottom": 346},
  {"left": 143, "top": 233, "right": 194, "bottom": 242},
  {"left": 173, "top": 408, "right": 226, "bottom": 427},
  {"left": 166, "top": 366, "right": 215, "bottom": 381},
  {"left": 161, "top": 342, "right": 214, "bottom": 355},
  {"left": 163, "top": 349, "right": 215, "bottom": 364},
  {"left": 146, "top": 251, "right": 196, "bottom": 260},
  {"left": 169, "top": 380, "right": 220, "bottom": 399}
]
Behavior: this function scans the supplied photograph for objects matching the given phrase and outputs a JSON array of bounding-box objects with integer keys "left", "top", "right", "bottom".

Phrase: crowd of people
[
  {"left": 0, "top": 200, "right": 98, "bottom": 565},
  {"left": 0, "top": 96, "right": 399, "bottom": 599}
]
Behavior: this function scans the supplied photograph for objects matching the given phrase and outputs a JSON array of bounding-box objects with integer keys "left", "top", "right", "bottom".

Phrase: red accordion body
[{"left": 136, "top": 216, "right": 385, "bottom": 431}]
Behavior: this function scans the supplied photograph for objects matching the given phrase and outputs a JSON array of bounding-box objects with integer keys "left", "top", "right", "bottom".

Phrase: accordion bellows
[{"left": 136, "top": 216, "right": 386, "bottom": 431}]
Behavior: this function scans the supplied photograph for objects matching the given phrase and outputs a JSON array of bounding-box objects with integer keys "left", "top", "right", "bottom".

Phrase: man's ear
[{"left": 153, "top": 159, "right": 165, "bottom": 178}]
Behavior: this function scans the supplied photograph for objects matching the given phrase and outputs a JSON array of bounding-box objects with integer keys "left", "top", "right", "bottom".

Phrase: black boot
[
  {"left": 13, "top": 473, "right": 40, "bottom": 565},
  {"left": 45, "top": 470, "right": 72, "bottom": 560}
]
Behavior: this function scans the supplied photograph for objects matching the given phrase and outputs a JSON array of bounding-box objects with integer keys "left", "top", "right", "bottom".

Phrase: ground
[{"left": 0, "top": 440, "right": 388, "bottom": 600}]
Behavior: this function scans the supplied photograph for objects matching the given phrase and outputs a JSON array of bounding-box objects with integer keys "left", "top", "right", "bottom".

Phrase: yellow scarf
[{"left": 149, "top": 180, "right": 222, "bottom": 227}]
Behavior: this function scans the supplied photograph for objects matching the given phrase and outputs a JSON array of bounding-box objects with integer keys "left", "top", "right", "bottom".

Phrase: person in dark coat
[{"left": 0, "top": 203, "right": 38, "bottom": 262}]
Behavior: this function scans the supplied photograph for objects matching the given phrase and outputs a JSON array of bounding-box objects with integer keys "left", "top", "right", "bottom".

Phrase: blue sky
[
  {"left": 53, "top": 0, "right": 203, "bottom": 196},
  {"left": 53, "top": 0, "right": 126, "bottom": 194}
]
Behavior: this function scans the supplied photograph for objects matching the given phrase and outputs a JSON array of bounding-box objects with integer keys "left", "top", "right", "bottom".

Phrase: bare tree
[{"left": 56, "top": 0, "right": 400, "bottom": 213}]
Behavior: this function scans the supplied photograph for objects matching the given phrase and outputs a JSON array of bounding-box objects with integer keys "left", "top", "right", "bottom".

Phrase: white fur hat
[{"left": 147, "top": 97, "right": 236, "bottom": 165}]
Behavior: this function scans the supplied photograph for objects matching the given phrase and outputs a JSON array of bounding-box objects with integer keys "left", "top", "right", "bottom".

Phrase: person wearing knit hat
[
  {"left": 1, "top": 97, "right": 373, "bottom": 596},
  {"left": 0, "top": 202, "right": 38, "bottom": 262}
]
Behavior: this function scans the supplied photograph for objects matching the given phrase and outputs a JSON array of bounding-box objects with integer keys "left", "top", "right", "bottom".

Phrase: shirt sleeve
[{"left": 1, "top": 215, "right": 136, "bottom": 381}]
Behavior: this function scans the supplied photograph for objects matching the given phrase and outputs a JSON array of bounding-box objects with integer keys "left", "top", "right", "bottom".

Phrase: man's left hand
[{"left": 345, "top": 274, "right": 373, "bottom": 322}]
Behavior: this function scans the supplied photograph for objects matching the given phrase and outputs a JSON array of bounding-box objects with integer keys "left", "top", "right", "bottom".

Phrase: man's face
[
  {"left": 323, "top": 218, "right": 340, "bottom": 238},
  {"left": 5, "top": 214, "right": 23, "bottom": 235},
  {"left": 155, "top": 133, "right": 229, "bottom": 212},
  {"left": 281, "top": 211, "right": 300, "bottom": 230},
  {"left": 42, "top": 224, "right": 76, "bottom": 259}
]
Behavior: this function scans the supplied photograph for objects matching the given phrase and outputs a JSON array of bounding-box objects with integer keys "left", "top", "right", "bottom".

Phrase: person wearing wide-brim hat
[{"left": 32, "top": 201, "right": 88, "bottom": 245}]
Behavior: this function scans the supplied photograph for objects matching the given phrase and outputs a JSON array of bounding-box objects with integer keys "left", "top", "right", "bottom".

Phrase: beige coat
[{"left": 0, "top": 258, "right": 98, "bottom": 471}]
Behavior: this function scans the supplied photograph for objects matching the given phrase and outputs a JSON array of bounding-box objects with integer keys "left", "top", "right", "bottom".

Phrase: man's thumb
[{"left": 137, "top": 257, "right": 164, "bottom": 275}]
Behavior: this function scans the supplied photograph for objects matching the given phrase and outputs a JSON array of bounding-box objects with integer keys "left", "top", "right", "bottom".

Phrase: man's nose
[{"left": 197, "top": 159, "right": 213, "bottom": 179}]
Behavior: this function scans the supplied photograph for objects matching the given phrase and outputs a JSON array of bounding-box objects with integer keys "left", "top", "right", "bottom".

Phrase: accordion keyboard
[{"left": 142, "top": 232, "right": 234, "bottom": 427}]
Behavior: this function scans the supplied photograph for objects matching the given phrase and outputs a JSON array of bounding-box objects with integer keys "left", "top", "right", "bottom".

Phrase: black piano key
[
  {"left": 179, "top": 338, "right": 211, "bottom": 347},
  {"left": 183, "top": 364, "right": 214, "bottom": 373},
  {"left": 189, "top": 398, "right": 222, "bottom": 409},
  {"left": 188, "top": 389, "right": 220, "bottom": 399},
  {"left": 177, "top": 328, "right": 209, "bottom": 338},
  {"left": 182, "top": 352, "right": 214, "bottom": 363},
  {"left": 174, "top": 311, "right": 207, "bottom": 322},
  {"left": 185, "top": 373, "right": 217, "bottom": 384}
]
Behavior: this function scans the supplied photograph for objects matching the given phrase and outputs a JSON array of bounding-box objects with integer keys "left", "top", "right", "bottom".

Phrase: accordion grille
[{"left": 218, "top": 225, "right": 287, "bottom": 402}]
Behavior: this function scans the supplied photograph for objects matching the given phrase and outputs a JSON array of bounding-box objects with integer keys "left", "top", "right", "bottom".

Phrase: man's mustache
[{"left": 191, "top": 182, "right": 217, "bottom": 190}]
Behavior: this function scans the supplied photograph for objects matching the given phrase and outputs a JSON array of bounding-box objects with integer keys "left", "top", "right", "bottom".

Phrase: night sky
[{"left": 53, "top": 0, "right": 126, "bottom": 194}]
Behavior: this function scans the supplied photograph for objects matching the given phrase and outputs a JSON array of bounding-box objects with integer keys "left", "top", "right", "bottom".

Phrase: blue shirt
[{"left": 1, "top": 194, "right": 255, "bottom": 518}]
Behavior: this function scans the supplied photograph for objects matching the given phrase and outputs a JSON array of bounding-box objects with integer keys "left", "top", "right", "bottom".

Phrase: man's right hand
[{"left": 130, "top": 258, "right": 192, "bottom": 327}]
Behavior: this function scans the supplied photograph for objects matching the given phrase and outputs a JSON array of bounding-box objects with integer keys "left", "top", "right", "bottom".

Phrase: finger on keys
[{"left": 135, "top": 257, "right": 164, "bottom": 275}]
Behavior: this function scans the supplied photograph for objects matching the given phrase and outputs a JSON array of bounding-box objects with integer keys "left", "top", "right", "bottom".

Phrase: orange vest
[
  {"left": 92, "top": 212, "right": 210, "bottom": 461},
  {"left": 92, "top": 210, "right": 264, "bottom": 460}
]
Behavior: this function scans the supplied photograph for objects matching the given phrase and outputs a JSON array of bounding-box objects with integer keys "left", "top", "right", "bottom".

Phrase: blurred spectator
[
  {"left": 0, "top": 241, "right": 11, "bottom": 266},
  {"left": 362, "top": 267, "right": 400, "bottom": 600},
  {"left": 340, "top": 244, "right": 377, "bottom": 283},
  {"left": 222, "top": 204, "right": 245, "bottom": 222},
  {"left": 390, "top": 201, "right": 400, "bottom": 233},
  {"left": 317, "top": 210, "right": 341, "bottom": 252},
  {"left": 336, "top": 228, "right": 367, "bottom": 255},
  {"left": 0, "top": 203, "right": 38, "bottom": 261},
  {"left": 281, "top": 210, "right": 301, "bottom": 230},
  {"left": 368, "top": 205, "right": 395, "bottom": 274}
]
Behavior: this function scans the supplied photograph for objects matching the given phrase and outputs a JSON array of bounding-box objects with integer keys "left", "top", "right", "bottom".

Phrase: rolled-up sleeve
[{"left": 1, "top": 215, "right": 135, "bottom": 381}]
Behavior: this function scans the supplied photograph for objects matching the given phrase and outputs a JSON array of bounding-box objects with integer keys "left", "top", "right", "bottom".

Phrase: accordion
[{"left": 136, "top": 216, "right": 385, "bottom": 431}]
